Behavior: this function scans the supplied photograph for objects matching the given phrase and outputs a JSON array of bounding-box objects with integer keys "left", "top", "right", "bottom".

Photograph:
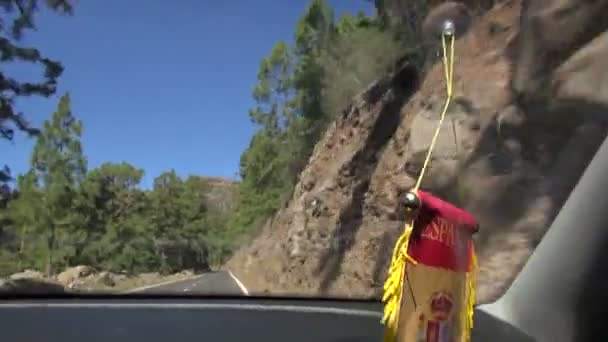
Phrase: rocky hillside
[
  {"left": 202, "top": 177, "right": 238, "bottom": 211},
  {"left": 226, "top": 0, "right": 608, "bottom": 303}
]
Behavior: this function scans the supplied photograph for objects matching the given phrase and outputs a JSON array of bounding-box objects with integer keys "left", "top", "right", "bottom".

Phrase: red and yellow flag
[{"left": 383, "top": 190, "right": 478, "bottom": 342}]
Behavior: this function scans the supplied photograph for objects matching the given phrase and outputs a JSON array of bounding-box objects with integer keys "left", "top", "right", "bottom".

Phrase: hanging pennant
[
  {"left": 382, "top": 19, "right": 479, "bottom": 342},
  {"left": 392, "top": 190, "right": 478, "bottom": 342}
]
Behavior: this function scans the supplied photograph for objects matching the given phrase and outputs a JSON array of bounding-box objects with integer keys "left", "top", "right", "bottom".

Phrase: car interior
[{"left": 0, "top": 137, "right": 606, "bottom": 341}]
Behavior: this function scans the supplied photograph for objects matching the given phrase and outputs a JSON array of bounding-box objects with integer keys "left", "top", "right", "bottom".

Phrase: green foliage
[
  {"left": 74, "top": 162, "right": 152, "bottom": 272},
  {"left": 319, "top": 13, "right": 404, "bottom": 118},
  {"left": 0, "top": 0, "right": 73, "bottom": 186},
  {"left": 230, "top": 0, "right": 337, "bottom": 238},
  {"left": 26, "top": 94, "right": 85, "bottom": 275}
]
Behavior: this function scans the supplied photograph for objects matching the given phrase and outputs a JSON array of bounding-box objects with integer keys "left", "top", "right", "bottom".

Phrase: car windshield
[{"left": 0, "top": 0, "right": 604, "bottom": 305}]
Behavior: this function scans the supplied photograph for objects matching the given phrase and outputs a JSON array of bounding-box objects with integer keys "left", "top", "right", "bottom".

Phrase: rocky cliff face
[{"left": 226, "top": 0, "right": 608, "bottom": 303}]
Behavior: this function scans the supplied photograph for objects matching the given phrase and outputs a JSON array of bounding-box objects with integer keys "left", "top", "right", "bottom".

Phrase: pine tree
[
  {"left": 0, "top": 0, "right": 74, "bottom": 185},
  {"left": 74, "top": 162, "right": 153, "bottom": 272},
  {"left": 232, "top": 0, "right": 337, "bottom": 235},
  {"left": 30, "top": 93, "right": 86, "bottom": 275}
]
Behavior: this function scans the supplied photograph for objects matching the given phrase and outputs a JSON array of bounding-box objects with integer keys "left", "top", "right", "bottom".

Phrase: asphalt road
[{"left": 131, "top": 271, "right": 248, "bottom": 295}]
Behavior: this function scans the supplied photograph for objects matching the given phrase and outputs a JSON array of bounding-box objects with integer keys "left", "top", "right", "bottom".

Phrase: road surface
[{"left": 130, "top": 271, "right": 248, "bottom": 295}]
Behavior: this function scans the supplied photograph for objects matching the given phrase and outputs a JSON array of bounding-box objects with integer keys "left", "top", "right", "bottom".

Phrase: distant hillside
[{"left": 202, "top": 177, "right": 238, "bottom": 211}]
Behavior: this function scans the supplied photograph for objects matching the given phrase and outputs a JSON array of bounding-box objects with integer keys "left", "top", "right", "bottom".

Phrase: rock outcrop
[
  {"left": 0, "top": 269, "right": 68, "bottom": 294},
  {"left": 227, "top": 0, "right": 608, "bottom": 303}
]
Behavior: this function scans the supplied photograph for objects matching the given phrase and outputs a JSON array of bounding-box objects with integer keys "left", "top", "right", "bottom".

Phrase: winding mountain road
[{"left": 129, "top": 271, "right": 249, "bottom": 295}]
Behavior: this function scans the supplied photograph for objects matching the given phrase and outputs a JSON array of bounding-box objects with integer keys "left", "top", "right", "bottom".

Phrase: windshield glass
[{"left": 0, "top": 0, "right": 604, "bottom": 303}]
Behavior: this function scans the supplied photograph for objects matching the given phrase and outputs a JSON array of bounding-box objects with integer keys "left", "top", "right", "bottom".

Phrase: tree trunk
[
  {"left": 45, "top": 227, "right": 56, "bottom": 277},
  {"left": 17, "top": 226, "right": 27, "bottom": 270}
]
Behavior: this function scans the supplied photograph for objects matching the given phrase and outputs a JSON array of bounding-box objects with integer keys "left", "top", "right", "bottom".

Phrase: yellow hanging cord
[{"left": 382, "top": 28, "right": 476, "bottom": 342}]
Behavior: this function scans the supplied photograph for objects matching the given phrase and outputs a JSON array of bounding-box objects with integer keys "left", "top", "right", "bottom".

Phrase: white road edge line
[
  {"left": 227, "top": 270, "right": 249, "bottom": 296},
  {"left": 124, "top": 274, "right": 206, "bottom": 294}
]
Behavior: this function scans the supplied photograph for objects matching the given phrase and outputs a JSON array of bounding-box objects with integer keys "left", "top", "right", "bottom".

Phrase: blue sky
[{"left": 3, "top": 0, "right": 373, "bottom": 189}]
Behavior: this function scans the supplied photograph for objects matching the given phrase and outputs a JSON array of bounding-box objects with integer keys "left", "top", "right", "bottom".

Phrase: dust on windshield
[{"left": 0, "top": 0, "right": 604, "bottom": 303}]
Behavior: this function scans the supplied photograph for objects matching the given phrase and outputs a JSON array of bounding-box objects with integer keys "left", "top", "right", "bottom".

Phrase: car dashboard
[
  {"left": 0, "top": 296, "right": 384, "bottom": 342},
  {"left": 0, "top": 295, "right": 538, "bottom": 342}
]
